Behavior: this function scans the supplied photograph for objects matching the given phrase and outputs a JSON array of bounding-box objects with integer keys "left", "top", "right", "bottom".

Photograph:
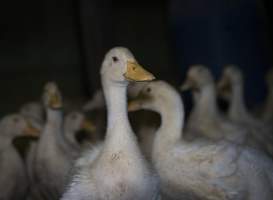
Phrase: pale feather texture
[
  {"left": 219, "top": 66, "right": 273, "bottom": 156},
  {"left": 184, "top": 66, "right": 249, "bottom": 145},
  {"left": 33, "top": 83, "right": 89, "bottom": 200},
  {"left": 133, "top": 80, "right": 273, "bottom": 200},
  {"left": 0, "top": 114, "right": 30, "bottom": 200}
]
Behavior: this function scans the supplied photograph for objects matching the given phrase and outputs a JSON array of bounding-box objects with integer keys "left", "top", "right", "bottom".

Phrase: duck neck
[
  {"left": 102, "top": 78, "right": 133, "bottom": 141},
  {"left": 229, "top": 84, "right": 250, "bottom": 121},
  {"left": 155, "top": 96, "right": 184, "bottom": 148},
  {"left": 193, "top": 85, "right": 220, "bottom": 120},
  {"left": 43, "top": 108, "right": 63, "bottom": 140},
  {"left": 64, "top": 128, "right": 81, "bottom": 152}
]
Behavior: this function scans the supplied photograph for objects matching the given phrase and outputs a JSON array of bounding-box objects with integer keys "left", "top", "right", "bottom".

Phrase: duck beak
[
  {"left": 23, "top": 121, "right": 40, "bottom": 138},
  {"left": 128, "top": 100, "right": 142, "bottom": 112},
  {"left": 124, "top": 61, "right": 155, "bottom": 82},
  {"left": 81, "top": 119, "right": 96, "bottom": 132},
  {"left": 49, "top": 93, "right": 62, "bottom": 109},
  {"left": 180, "top": 76, "right": 196, "bottom": 91}
]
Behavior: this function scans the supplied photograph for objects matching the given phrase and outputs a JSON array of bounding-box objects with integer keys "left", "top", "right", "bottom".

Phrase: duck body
[
  {"left": 33, "top": 83, "right": 77, "bottom": 200},
  {"left": 186, "top": 85, "right": 247, "bottom": 145},
  {"left": 62, "top": 47, "right": 159, "bottom": 200},
  {"left": 218, "top": 66, "right": 273, "bottom": 154},
  {"left": 130, "top": 80, "right": 273, "bottom": 200},
  {"left": 154, "top": 139, "right": 273, "bottom": 200},
  {"left": 35, "top": 111, "right": 72, "bottom": 199},
  {"left": 0, "top": 114, "right": 40, "bottom": 200},
  {"left": 0, "top": 142, "right": 28, "bottom": 200}
]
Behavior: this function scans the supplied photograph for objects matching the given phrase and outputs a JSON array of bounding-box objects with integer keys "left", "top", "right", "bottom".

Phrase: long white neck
[
  {"left": 155, "top": 96, "right": 184, "bottom": 148},
  {"left": 42, "top": 108, "right": 63, "bottom": 141},
  {"left": 192, "top": 85, "right": 220, "bottom": 120},
  {"left": 102, "top": 78, "right": 135, "bottom": 147},
  {"left": 229, "top": 83, "right": 250, "bottom": 121}
]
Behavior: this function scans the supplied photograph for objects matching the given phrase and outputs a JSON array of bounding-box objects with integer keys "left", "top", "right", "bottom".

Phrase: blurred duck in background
[
  {"left": 181, "top": 65, "right": 249, "bottom": 145},
  {"left": 30, "top": 82, "right": 96, "bottom": 200},
  {"left": 129, "top": 80, "right": 273, "bottom": 200},
  {"left": 0, "top": 114, "right": 40, "bottom": 200},
  {"left": 217, "top": 66, "right": 273, "bottom": 156}
]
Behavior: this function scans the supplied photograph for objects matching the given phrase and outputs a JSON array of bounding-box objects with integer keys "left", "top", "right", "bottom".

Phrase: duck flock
[{"left": 1, "top": 47, "right": 273, "bottom": 200}]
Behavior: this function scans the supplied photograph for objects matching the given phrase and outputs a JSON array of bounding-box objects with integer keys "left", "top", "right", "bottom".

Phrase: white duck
[
  {"left": 181, "top": 65, "right": 249, "bottom": 144},
  {"left": 0, "top": 114, "right": 40, "bottom": 200},
  {"left": 217, "top": 66, "right": 273, "bottom": 154},
  {"left": 129, "top": 80, "right": 273, "bottom": 200},
  {"left": 61, "top": 47, "right": 160, "bottom": 200},
  {"left": 33, "top": 82, "right": 95, "bottom": 200}
]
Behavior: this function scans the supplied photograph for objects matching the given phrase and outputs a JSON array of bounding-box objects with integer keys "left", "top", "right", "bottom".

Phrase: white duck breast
[
  {"left": 181, "top": 65, "right": 249, "bottom": 145},
  {"left": 0, "top": 114, "right": 40, "bottom": 200},
  {"left": 129, "top": 80, "right": 273, "bottom": 200},
  {"left": 62, "top": 47, "right": 160, "bottom": 200},
  {"left": 217, "top": 66, "right": 273, "bottom": 155}
]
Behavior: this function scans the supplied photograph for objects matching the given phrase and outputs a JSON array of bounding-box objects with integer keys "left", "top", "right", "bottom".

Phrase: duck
[
  {"left": 32, "top": 82, "right": 95, "bottom": 200},
  {"left": 128, "top": 80, "right": 273, "bottom": 200},
  {"left": 61, "top": 47, "right": 160, "bottom": 200},
  {"left": 181, "top": 65, "right": 249, "bottom": 145},
  {"left": 217, "top": 65, "right": 273, "bottom": 154},
  {"left": 0, "top": 114, "right": 40, "bottom": 200}
]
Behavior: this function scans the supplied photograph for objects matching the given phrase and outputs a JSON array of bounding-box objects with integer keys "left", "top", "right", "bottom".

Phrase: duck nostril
[{"left": 133, "top": 67, "right": 136, "bottom": 71}]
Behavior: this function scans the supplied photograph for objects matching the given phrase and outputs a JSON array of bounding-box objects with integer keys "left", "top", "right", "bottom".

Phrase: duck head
[
  {"left": 217, "top": 65, "right": 243, "bottom": 101},
  {"left": 180, "top": 65, "right": 214, "bottom": 92},
  {"left": 65, "top": 111, "right": 97, "bottom": 144},
  {"left": 43, "top": 82, "right": 63, "bottom": 109},
  {"left": 101, "top": 47, "right": 155, "bottom": 84},
  {"left": 65, "top": 112, "right": 96, "bottom": 133},
  {"left": 20, "top": 102, "right": 44, "bottom": 122},
  {"left": 0, "top": 114, "right": 40, "bottom": 139},
  {"left": 128, "top": 81, "right": 180, "bottom": 113}
]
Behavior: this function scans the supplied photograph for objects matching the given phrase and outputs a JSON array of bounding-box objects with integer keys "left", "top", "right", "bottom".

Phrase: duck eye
[
  {"left": 112, "top": 56, "right": 119, "bottom": 62},
  {"left": 146, "top": 88, "right": 151, "bottom": 93}
]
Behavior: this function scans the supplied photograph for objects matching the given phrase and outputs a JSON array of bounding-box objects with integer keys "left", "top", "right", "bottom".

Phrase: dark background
[{"left": 0, "top": 0, "right": 272, "bottom": 114}]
